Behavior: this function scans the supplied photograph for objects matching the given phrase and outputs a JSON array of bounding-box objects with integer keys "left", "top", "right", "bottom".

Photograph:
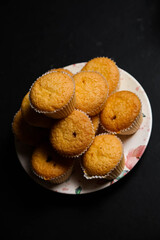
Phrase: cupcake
[
  {"left": 29, "top": 71, "right": 75, "bottom": 119},
  {"left": 100, "top": 90, "right": 142, "bottom": 135},
  {"left": 81, "top": 134, "right": 125, "bottom": 180},
  {"left": 31, "top": 142, "right": 74, "bottom": 184},
  {"left": 81, "top": 57, "right": 119, "bottom": 95},
  {"left": 73, "top": 71, "right": 108, "bottom": 116},
  {"left": 50, "top": 109, "right": 95, "bottom": 157},
  {"left": 47, "top": 68, "right": 73, "bottom": 76},
  {"left": 21, "top": 92, "right": 54, "bottom": 128},
  {"left": 12, "top": 110, "right": 49, "bottom": 146},
  {"left": 91, "top": 114, "right": 100, "bottom": 134}
]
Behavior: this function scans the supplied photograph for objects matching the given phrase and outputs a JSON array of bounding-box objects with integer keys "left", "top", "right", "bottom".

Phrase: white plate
[{"left": 15, "top": 62, "right": 152, "bottom": 194}]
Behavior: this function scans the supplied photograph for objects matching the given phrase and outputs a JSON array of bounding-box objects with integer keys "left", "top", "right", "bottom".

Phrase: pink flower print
[
  {"left": 136, "top": 86, "right": 140, "bottom": 91},
  {"left": 126, "top": 145, "right": 146, "bottom": 170}
]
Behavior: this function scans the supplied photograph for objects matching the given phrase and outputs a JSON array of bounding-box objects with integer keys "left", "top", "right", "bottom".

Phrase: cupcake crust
[
  {"left": 29, "top": 71, "right": 75, "bottom": 112},
  {"left": 12, "top": 110, "right": 48, "bottom": 146},
  {"left": 91, "top": 114, "right": 100, "bottom": 134},
  {"left": 47, "top": 68, "right": 73, "bottom": 76},
  {"left": 100, "top": 90, "right": 142, "bottom": 133},
  {"left": 31, "top": 143, "right": 74, "bottom": 180},
  {"left": 50, "top": 110, "right": 95, "bottom": 157},
  {"left": 81, "top": 57, "right": 119, "bottom": 95},
  {"left": 21, "top": 92, "right": 54, "bottom": 128},
  {"left": 73, "top": 71, "right": 109, "bottom": 116},
  {"left": 82, "top": 134, "right": 123, "bottom": 176}
]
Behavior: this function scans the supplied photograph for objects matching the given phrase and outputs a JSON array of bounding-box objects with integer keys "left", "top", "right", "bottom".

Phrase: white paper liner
[
  {"left": 81, "top": 56, "right": 120, "bottom": 95},
  {"left": 50, "top": 109, "right": 95, "bottom": 158},
  {"left": 81, "top": 133, "right": 125, "bottom": 180},
  {"left": 100, "top": 91, "right": 143, "bottom": 135},
  {"left": 73, "top": 70, "right": 109, "bottom": 116},
  {"left": 31, "top": 162, "right": 74, "bottom": 184},
  {"left": 29, "top": 71, "right": 76, "bottom": 119}
]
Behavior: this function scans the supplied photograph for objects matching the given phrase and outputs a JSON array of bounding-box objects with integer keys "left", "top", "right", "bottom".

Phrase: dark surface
[{"left": 1, "top": 0, "right": 160, "bottom": 239}]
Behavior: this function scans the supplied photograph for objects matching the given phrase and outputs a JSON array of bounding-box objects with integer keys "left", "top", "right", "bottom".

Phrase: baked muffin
[
  {"left": 12, "top": 110, "right": 49, "bottom": 146},
  {"left": 50, "top": 109, "right": 95, "bottom": 157},
  {"left": 81, "top": 57, "right": 119, "bottom": 95},
  {"left": 47, "top": 68, "right": 73, "bottom": 76},
  {"left": 29, "top": 71, "right": 75, "bottom": 119},
  {"left": 100, "top": 90, "right": 142, "bottom": 135},
  {"left": 91, "top": 114, "right": 99, "bottom": 134},
  {"left": 21, "top": 92, "right": 54, "bottom": 128},
  {"left": 82, "top": 134, "right": 125, "bottom": 180},
  {"left": 73, "top": 71, "right": 109, "bottom": 116},
  {"left": 31, "top": 142, "right": 74, "bottom": 184}
]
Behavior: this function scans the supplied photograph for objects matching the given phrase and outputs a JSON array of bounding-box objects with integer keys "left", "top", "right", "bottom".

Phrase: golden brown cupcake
[
  {"left": 91, "top": 114, "right": 100, "bottom": 134},
  {"left": 29, "top": 71, "right": 75, "bottom": 119},
  {"left": 82, "top": 134, "right": 125, "bottom": 180},
  {"left": 12, "top": 110, "right": 49, "bottom": 146},
  {"left": 81, "top": 57, "right": 119, "bottom": 95},
  {"left": 31, "top": 142, "right": 74, "bottom": 183},
  {"left": 47, "top": 68, "right": 73, "bottom": 76},
  {"left": 21, "top": 92, "right": 54, "bottom": 128},
  {"left": 100, "top": 90, "right": 142, "bottom": 135},
  {"left": 73, "top": 71, "right": 109, "bottom": 116},
  {"left": 50, "top": 109, "right": 95, "bottom": 157}
]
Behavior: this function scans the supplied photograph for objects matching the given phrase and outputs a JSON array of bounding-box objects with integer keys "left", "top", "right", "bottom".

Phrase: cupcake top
[
  {"left": 50, "top": 109, "right": 95, "bottom": 157},
  {"left": 31, "top": 142, "right": 74, "bottom": 180},
  {"left": 12, "top": 110, "right": 48, "bottom": 146},
  {"left": 82, "top": 134, "right": 123, "bottom": 176},
  {"left": 29, "top": 71, "right": 75, "bottom": 113},
  {"left": 73, "top": 71, "right": 108, "bottom": 116},
  {"left": 47, "top": 68, "right": 73, "bottom": 76},
  {"left": 100, "top": 90, "right": 141, "bottom": 133},
  {"left": 21, "top": 92, "right": 54, "bottom": 128},
  {"left": 81, "top": 57, "right": 119, "bottom": 95},
  {"left": 91, "top": 114, "right": 100, "bottom": 134}
]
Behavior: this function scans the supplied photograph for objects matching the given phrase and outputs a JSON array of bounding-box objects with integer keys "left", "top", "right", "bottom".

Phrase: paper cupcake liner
[
  {"left": 50, "top": 109, "right": 95, "bottom": 158},
  {"left": 81, "top": 56, "right": 120, "bottom": 96},
  {"left": 29, "top": 71, "right": 76, "bottom": 119},
  {"left": 100, "top": 92, "right": 143, "bottom": 135},
  {"left": 31, "top": 163, "right": 74, "bottom": 184},
  {"left": 74, "top": 70, "right": 109, "bottom": 117},
  {"left": 81, "top": 133, "right": 125, "bottom": 180}
]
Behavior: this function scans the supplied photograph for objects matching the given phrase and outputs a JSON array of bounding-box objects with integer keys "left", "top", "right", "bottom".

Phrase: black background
[{"left": 1, "top": 0, "right": 160, "bottom": 239}]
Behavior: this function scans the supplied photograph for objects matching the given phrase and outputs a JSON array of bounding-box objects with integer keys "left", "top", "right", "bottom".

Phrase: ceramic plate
[{"left": 15, "top": 62, "right": 152, "bottom": 194}]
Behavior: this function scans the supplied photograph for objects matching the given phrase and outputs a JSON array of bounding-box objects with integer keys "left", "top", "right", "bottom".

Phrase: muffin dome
[
  {"left": 12, "top": 110, "right": 48, "bottom": 146},
  {"left": 29, "top": 71, "right": 75, "bottom": 118},
  {"left": 81, "top": 57, "right": 119, "bottom": 95},
  {"left": 73, "top": 71, "right": 108, "bottom": 116},
  {"left": 21, "top": 92, "right": 54, "bottom": 128},
  {"left": 100, "top": 90, "right": 142, "bottom": 135},
  {"left": 82, "top": 134, "right": 124, "bottom": 178},
  {"left": 50, "top": 109, "right": 95, "bottom": 157},
  {"left": 31, "top": 142, "right": 74, "bottom": 183}
]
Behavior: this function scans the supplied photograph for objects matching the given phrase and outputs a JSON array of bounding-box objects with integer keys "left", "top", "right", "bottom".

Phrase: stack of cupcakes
[{"left": 12, "top": 57, "right": 143, "bottom": 184}]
